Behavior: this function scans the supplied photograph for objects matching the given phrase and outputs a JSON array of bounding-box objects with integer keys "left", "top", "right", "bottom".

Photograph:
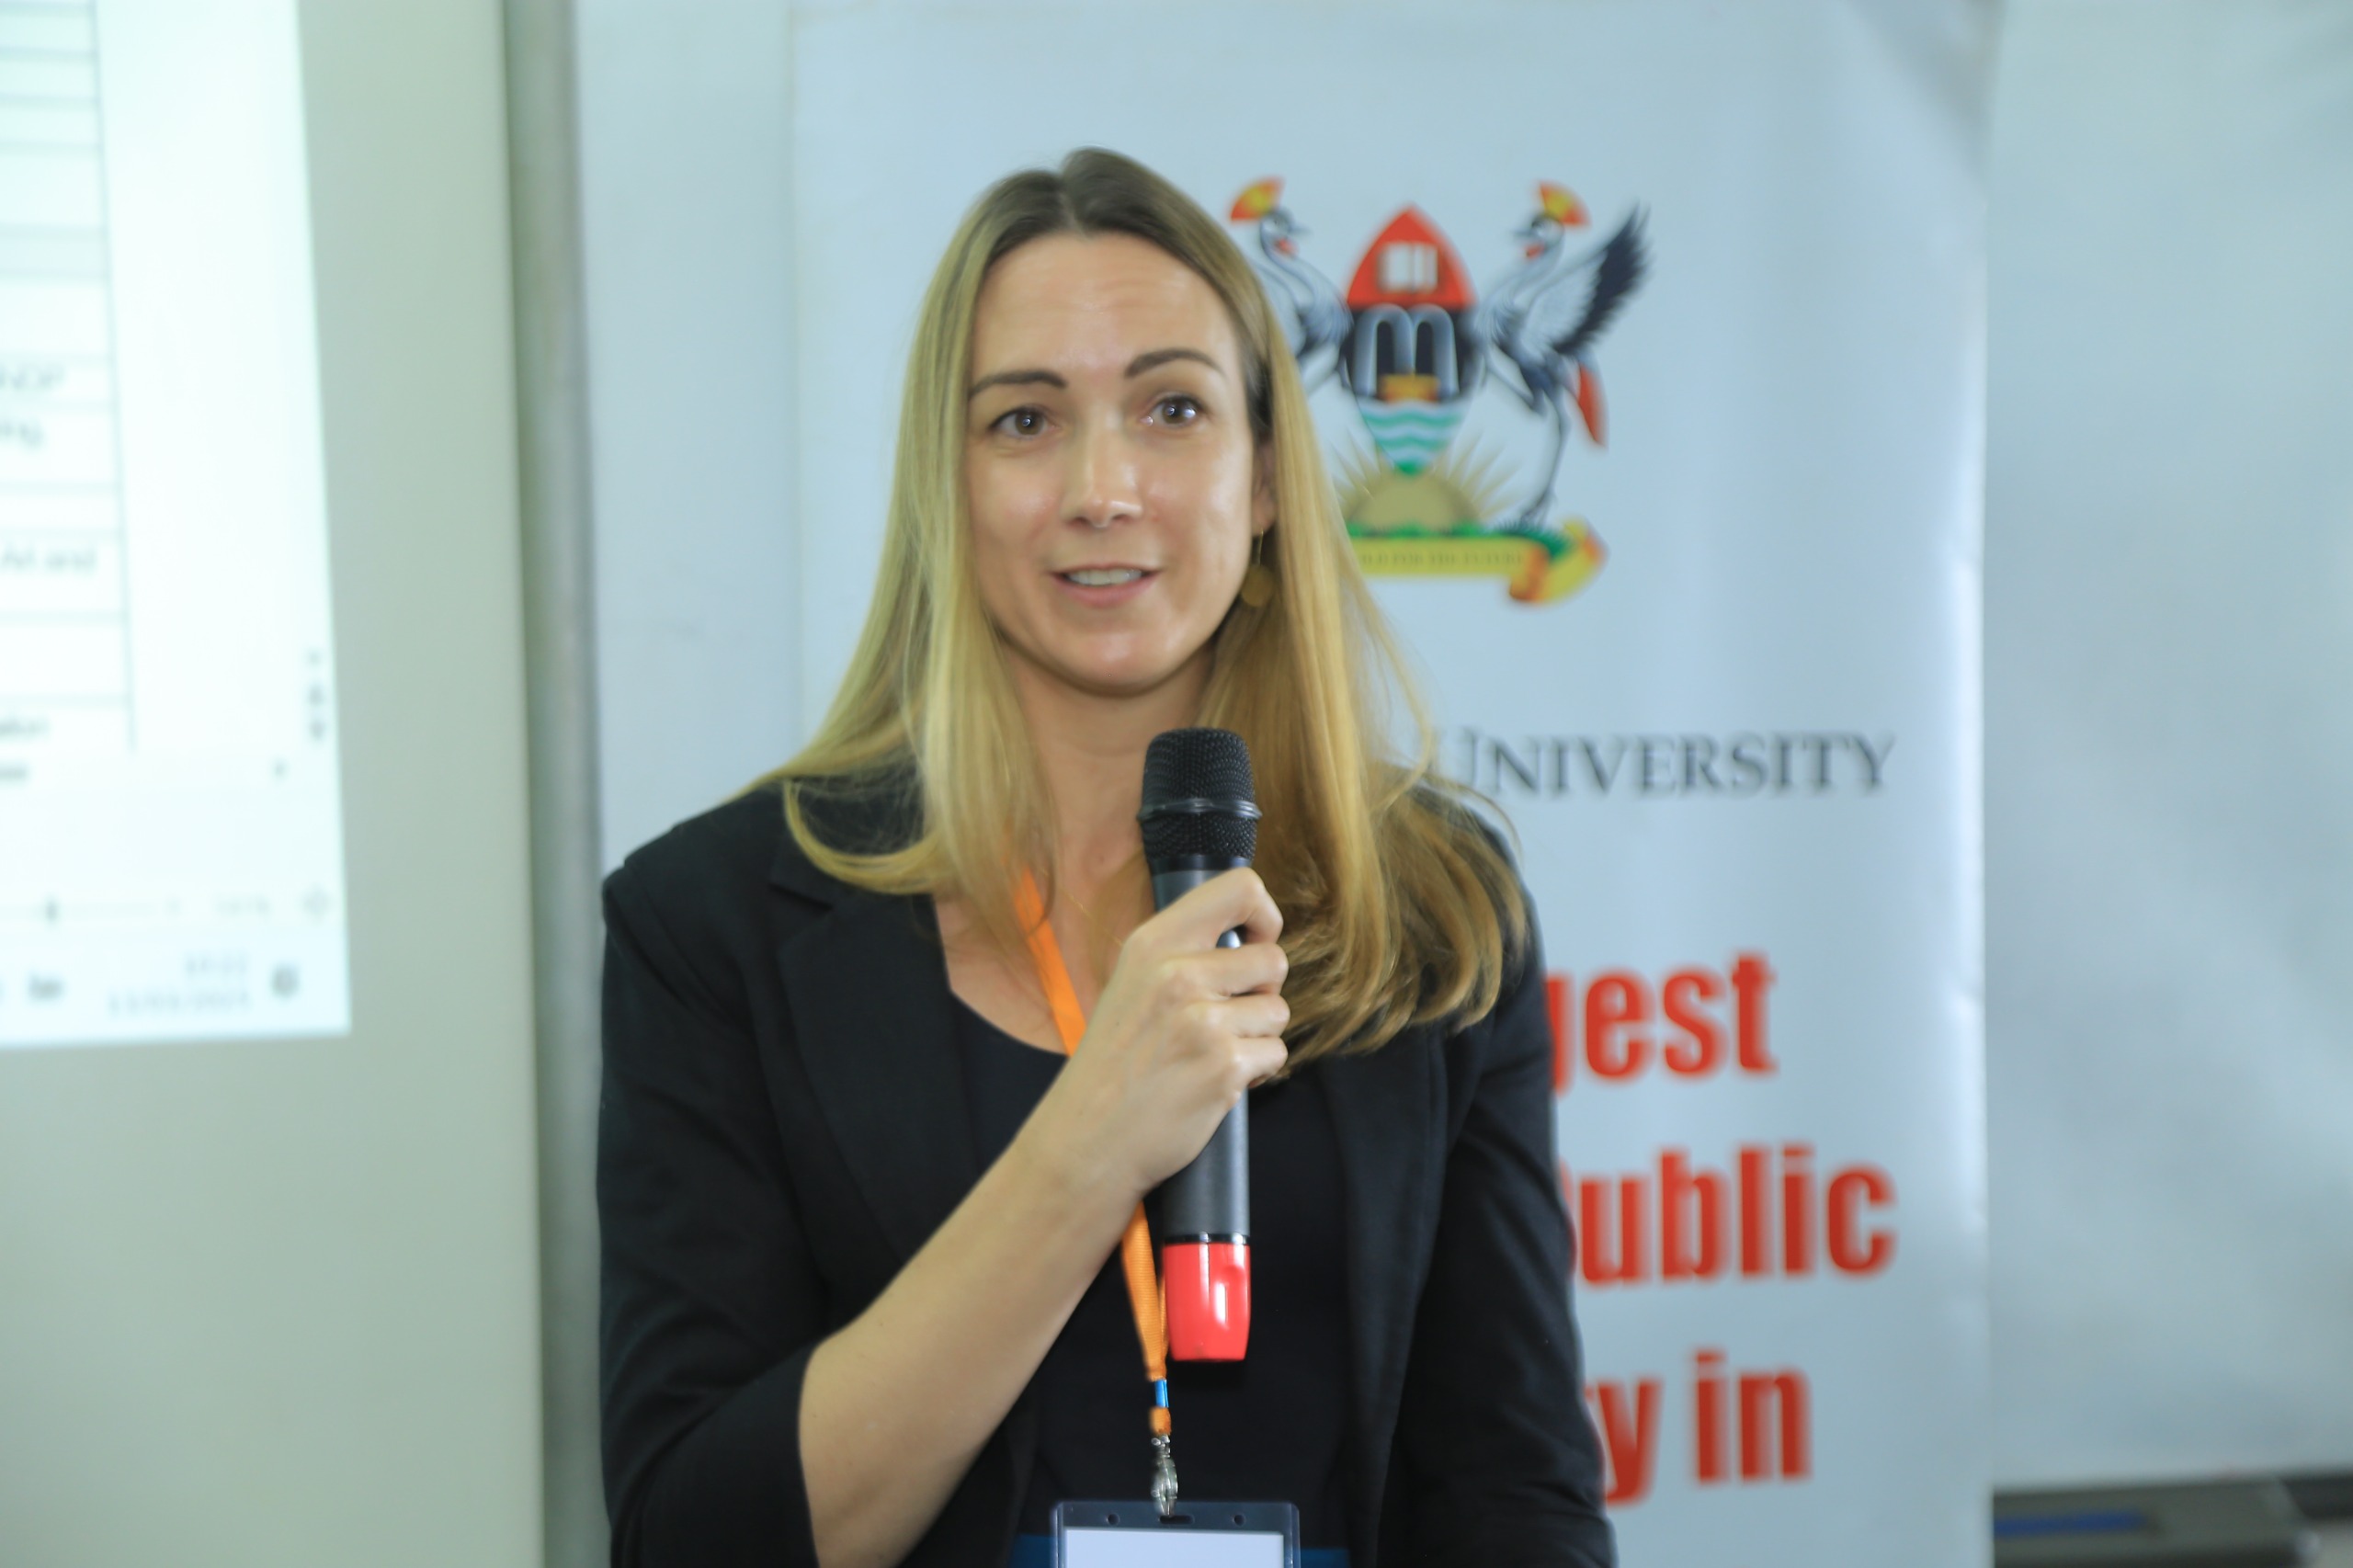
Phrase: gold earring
[{"left": 1239, "top": 528, "right": 1276, "bottom": 609}]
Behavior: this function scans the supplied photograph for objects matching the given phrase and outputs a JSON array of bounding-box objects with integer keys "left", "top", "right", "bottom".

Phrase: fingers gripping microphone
[{"left": 1139, "top": 728, "right": 1261, "bottom": 1362}]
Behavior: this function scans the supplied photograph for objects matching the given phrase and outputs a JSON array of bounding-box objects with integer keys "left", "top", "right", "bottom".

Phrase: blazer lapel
[
  {"left": 777, "top": 886, "right": 981, "bottom": 1268},
  {"left": 1319, "top": 1031, "right": 1442, "bottom": 1558}
]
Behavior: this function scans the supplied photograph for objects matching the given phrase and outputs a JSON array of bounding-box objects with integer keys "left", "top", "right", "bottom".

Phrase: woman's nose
[{"left": 1063, "top": 419, "right": 1142, "bottom": 530}]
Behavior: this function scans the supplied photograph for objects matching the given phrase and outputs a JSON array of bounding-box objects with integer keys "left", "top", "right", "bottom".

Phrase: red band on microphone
[{"left": 1163, "top": 1241, "right": 1251, "bottom": 1362}]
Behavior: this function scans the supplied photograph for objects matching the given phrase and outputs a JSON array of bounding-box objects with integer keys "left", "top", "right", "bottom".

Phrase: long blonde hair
[{"left": 772, "top": 147, "right": 1525, "bottom": 1062}]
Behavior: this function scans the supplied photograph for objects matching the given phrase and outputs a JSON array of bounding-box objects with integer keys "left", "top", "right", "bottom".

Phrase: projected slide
[{"left": 0, "top": 0, "right": 347, "bottom": 1047}]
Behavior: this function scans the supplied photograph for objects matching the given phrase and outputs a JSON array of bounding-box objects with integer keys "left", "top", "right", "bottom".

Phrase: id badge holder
[{"left": 1053, "top": 1500, "right": 1298, "bottom": 1568}]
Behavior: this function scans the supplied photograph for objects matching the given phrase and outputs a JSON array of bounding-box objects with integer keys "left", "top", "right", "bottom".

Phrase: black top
[
  {"left": 951, "top": 996, "right": 1351, "bottom": 1546},
  {"left": 596, "top": 781, "right": 1615, "bottom": 1568}
]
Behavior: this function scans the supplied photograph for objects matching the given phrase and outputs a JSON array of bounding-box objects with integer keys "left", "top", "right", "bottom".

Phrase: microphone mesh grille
[{"left": 1140, "top": 728, "right": 1257, "bottom": 863}]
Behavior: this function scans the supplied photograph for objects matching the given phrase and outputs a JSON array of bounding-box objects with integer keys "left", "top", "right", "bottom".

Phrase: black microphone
[{"left": 1138, "top": 727, "right": 1261, "bottom": 1362}]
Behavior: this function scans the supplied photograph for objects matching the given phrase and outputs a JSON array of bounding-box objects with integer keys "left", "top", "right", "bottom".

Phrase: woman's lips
[{"left": 1054, "top": 567, "right": 1157, "bottom": 608}]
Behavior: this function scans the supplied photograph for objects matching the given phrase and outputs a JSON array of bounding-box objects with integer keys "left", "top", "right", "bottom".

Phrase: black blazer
[{"left": 597, "top": 782, "right": 1614, "bottom": 1568}]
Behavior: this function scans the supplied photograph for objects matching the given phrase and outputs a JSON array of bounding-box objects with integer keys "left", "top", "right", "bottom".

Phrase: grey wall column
[{"left": 502, "top": 3, "right": 608, "bottom": 1564}]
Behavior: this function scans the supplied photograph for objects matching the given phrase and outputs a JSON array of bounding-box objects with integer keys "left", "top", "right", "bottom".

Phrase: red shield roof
[{"left": 1345, "top": 206, "right": 1475, "bottom": 312}]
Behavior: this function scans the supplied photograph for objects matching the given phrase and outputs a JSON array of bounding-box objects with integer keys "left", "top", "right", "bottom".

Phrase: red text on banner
[{"left": 1547, "top": 956, "right": 1778, "bottom": 1091}]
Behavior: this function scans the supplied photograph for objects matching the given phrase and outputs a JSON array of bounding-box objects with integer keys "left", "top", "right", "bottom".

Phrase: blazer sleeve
[
  {"left": 1384, "top": 901, "right": 1617, "bottom": 1567},
  {"left": 599, "top": 861, "right": 825, "bottom": 1568}
]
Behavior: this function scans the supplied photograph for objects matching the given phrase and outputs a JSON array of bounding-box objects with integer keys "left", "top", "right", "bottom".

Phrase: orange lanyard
[{"left": 1014, "top": 870, "right": 1175, "bottom": 1445}]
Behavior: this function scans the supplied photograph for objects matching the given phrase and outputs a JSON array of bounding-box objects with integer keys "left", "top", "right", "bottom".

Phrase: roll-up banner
[{"left": 790, "top": 3, "right": 1994, "bottom": 1561}]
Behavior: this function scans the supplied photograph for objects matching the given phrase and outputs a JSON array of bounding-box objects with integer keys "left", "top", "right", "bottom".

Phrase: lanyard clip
[{"left": 1150, "top": 1433, "right": 1179, "bottom": 1517}]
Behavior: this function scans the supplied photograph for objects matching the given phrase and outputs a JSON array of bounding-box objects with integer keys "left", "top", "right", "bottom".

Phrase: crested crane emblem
[{"left": 1232, "top": 177, "right": 1649, "bottom": 604}]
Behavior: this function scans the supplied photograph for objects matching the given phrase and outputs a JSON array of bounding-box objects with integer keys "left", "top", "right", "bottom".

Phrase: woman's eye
[
  {"left": 1153, "top": 394, "right": 1201, "bottom": 426},
  {"left": 994, "top": 407, "right": 1047, "bottom": 437}
]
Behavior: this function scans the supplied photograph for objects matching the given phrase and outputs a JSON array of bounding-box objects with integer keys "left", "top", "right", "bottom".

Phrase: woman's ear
[{"left": 1253, "top": 444, "right": 1277, "bottom": 535}]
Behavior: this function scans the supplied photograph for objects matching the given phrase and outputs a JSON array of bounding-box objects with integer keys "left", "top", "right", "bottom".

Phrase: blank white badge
[{"left": 1061, "top": 1527, "right": 1288, "bottom": 1567}]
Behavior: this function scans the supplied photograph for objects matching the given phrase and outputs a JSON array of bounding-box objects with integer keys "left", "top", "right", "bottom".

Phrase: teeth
[{"left": 1065, "top": 568, "right": 1144, "bottom": 586}]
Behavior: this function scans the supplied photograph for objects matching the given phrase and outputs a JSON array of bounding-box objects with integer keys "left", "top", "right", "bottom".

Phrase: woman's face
[{"left": 964, "top": 233, "right": 1272, "bottom": 708}]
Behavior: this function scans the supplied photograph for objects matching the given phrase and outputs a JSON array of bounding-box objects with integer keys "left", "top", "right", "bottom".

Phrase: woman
[{"left": 598, "top": 148, "right": 1614, "bottom": 1568}]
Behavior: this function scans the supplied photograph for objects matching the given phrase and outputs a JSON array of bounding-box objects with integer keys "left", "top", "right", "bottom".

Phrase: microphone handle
[{"left": 1148, "top": 862, "right": 1251, "bottom": 1361}]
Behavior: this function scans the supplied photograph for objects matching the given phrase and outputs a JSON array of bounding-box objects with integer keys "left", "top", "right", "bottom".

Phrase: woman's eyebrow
[
  {"left": 968, "top": 368, "right": 1066, "bottom": 400},
  {"left": 1125, "top": 347, "right": 1222, "bottom": 379}
]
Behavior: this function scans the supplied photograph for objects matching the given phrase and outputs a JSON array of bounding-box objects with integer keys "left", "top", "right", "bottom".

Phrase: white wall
[
  {"left": 0, "top": 5, "right": 545, "bottom": 1563},
  {"left": 577, "top": 0, "right": 801, "bottom": 870},
  {"left": 1985, "top": 0, "right": 2353, "bottom": 1485}
]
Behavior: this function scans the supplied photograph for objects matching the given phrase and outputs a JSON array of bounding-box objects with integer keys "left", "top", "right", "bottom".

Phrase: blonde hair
[{"left": 771, "top": 147, "right": 1526, "bottom": 1062}]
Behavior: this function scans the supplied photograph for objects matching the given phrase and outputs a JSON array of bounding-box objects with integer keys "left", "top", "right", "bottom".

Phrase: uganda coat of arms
[{"left": 1230, "top": 179, "right": 1648, "bottom": 605}]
